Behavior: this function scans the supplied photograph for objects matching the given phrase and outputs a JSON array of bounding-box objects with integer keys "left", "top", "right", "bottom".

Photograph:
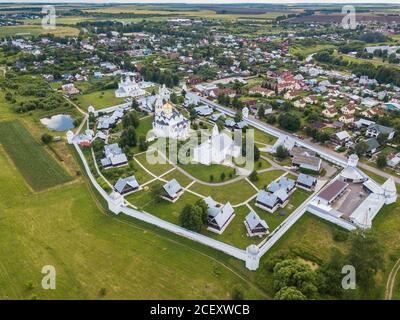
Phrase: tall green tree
[
  {"left": 348, "top": 230, "right": 383, "bottom": 292},
  {"left": 179, "top": 204, "right": 204, "bottom": 232},
  {"left": 120, "top": 126, "right": 137, "bottom": 147}
]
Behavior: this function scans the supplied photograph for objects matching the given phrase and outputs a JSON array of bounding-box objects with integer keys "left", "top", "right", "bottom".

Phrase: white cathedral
[
  {"left": 193, "top": 125, "right": 241, "bottom": 165},
  {"left": 152, "top": 85, "right": 190, "bottom": 140},
  {"left": 115, "top": 76, "right": 149, "bottom": 98}
]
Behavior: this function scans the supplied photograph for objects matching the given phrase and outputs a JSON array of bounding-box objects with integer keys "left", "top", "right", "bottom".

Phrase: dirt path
[{"left": 385, "top": 258, "right": 400, "bottom": 300}]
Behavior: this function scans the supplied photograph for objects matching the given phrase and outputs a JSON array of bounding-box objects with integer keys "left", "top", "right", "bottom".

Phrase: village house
[
  {"left": 303, "top": 95, "right": 318, "bottom": 104},
  {"left": 194, "top": 105, "right": 213, "bottom": 116},
  {"left": 341, "top": 105, "right": 356, "bottom": 115},
  {"left": 388, "top": 153, "right": 400, "bottom": 168},
  {"left": 61, "top": 83, "right": 80, "bottom": 96},
  {"left": 366, "top": 123, "right": 396, "bottom": 140},
  {"left": 331, "top": 131, "right": 351, "bottom": 146},
  {"left": 296, "top": 173, "right": 317, "bottom": 191},
  {"left": 338, "top": 114, "right": 355, "bottom": 124},
  {"left": 248, "top": 86, "right": 275, "bottom": 97},
  {"left": 322, "top": 107, "right": 338, "bottom": 118},
  {"left": 244, "top": 211, "right": 269, "bottom": 237},
  {"left": 293, "top": 99, "right": 307, "bottom": 109},
  {"left": 114, "top": 176, "right": 140, "bottom": 195},
  {"left": 100, "top": 143, "right": 128, "bottom": 169},
  {"left": 255, "top": 176, "right": 296, "bottom": 213},
  {"left": 290, "top": 147, "right": 322, "bottom": 172},
  {"left": 204, "top": 197, "right": 235, "bottom": 234},
  {"left": 284, "top": 90, "right": 299, "bottom": 101},
  {"left": 162, "top": 179, "right": 184, "bottom": 203},
  {"left": 361, "top": 106, "right": 385, "bottom": 119},
  {"left": 323, "top": 100, "right": 336, "bottom": 109},
  {"left": 365, "top": 138, "right": 380, "bottom": 156}
]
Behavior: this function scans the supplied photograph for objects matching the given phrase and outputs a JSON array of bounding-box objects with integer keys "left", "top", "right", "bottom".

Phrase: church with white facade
[
  {"left": 193, "top": 125, "right": 241, "bottom": 165},
  {"left": 115, "top": 75, "right": 150, "bottom": 98},
  {"left": 152, "top": 85, "right": 189, "bottom": 140}
]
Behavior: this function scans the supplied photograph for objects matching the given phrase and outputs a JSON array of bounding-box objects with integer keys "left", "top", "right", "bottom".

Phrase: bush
[
  {"left": 41, "top": 133, "right": 53, "bottom": 144},
  {"left": 231, "top": 287, "right": 244, "bottom": 300},
  {"left": 332, "top": 228, "right": 349, "bottom": 242}
]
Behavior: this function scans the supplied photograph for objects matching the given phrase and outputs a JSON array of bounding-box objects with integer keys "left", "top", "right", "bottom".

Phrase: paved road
[{"left": 195, "top": 94, "right": 400, "bottom": 184}]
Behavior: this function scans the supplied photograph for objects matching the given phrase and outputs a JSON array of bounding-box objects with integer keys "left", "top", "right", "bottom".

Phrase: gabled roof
[
  {"left": 297, "top": 173, "right": 316, "bottom": 187},
  {"left": 367, "top": 123, "right": 395, "bottom": 134},
  {"left": 110, "top": 153, "right": 128, "bottom": 166},
  {"left": 212, "top": 202, "right": 234, "bottom": 229},
  {"left": 114, "top": 175, "right": 139, "bottom": 193},
  {"left": 204, "top": 196, "right": 220, "bottom": 217},
  {"left": 382, "top": 177, "right": 396, "bottom": 193},
  {"left": 335, "top": 131, "right": 351, "bottom": 141},
  {"left": 163, "top": 179, "right": 183, "bottom": 198},
  {"left": 365, "top": 138, "right": 380, "bottom": 151},
  {"left": 256, "top": 190, "right": 277, "bottom": 207},
  {"left": 245, "top": 211, "right": 268, "bottom": 230},
  {"left": 274, "top": 188, "right": 289, "bottom": 203}
]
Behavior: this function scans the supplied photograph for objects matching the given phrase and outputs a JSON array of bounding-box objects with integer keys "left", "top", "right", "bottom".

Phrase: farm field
[
  {"left": 0, "top": 25, "right": 80, "bottom": 37},
  {"left": 0, "top": 120, "right": 71, "bottom": 191},
  {"left": 82, "top": 6, "right": 292, "bottom": 21},
  {"left": 0, "top": 150, "right": 266, "bottom": 299}
]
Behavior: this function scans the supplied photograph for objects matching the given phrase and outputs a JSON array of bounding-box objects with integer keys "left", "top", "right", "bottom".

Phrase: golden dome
[{"left": 162, "top": 102, "right": 173, "bottom": 115}]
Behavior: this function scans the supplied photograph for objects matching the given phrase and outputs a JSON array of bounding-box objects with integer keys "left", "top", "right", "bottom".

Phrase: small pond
[{"left": 40, "top": 114, "right": 75, "bottom": 131}]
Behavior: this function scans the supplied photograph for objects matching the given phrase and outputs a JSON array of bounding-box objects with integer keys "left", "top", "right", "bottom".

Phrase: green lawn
[
  {"left": 76, "top": 89, "right": 125, "bottom": 111},
  {"left": 189, "top": 179, "right": 257, "bottom": 205},
  {"left": 0, "top": 120, "right": 71, "bottom": 191},
  {"left": 0, "top": 150, "right": 265, "bottom": 299},
  {"left": 178, "top": 163, "right": 237, "bottom": 183},
  {"left": 255, "top": 213, "right": 351, "bottom": 297},
  {"left": 253, "top": 128, "right": 277, "bottom": 145},
  {"left": 129, "top": 184, "right": 203, "bottom": 225},
  {"left": 253, "top": 170, "right": 285, "bottom": 190},
  {"left": 134, "top": 152, "right": 174, "bottom": 177},
  {"left": 136, "top": 116, "right": 153, "bottom": 139},
  {"left": 161, "top": 169, "right": 194, "bottom": 187}
]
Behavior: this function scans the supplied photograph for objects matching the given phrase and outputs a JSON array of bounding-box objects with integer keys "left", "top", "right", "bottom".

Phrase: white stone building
[
  {"left": 193, "top": 125, "right": 241, "bottom": 165},
  {"left": 152, "top": 99, "right": 189, "bottom": 140},
  {"left": 115, "top": 76, "right": 148, "bottom": 98}
]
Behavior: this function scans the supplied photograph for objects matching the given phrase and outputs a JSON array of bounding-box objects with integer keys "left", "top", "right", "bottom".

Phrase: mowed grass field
[
  {"left": 0, "top": 149, "right": 266, "bottom": 299},
  {"left": 75, "top": 89, "right": 125, "bottom": 111},
  {"left": 0, "top": 120, "right": 71, "bottom": 191}
]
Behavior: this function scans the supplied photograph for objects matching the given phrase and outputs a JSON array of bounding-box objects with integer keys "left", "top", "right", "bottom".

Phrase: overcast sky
[{"left": 1, "top": 0, "right": 400, "bottom": 4}]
